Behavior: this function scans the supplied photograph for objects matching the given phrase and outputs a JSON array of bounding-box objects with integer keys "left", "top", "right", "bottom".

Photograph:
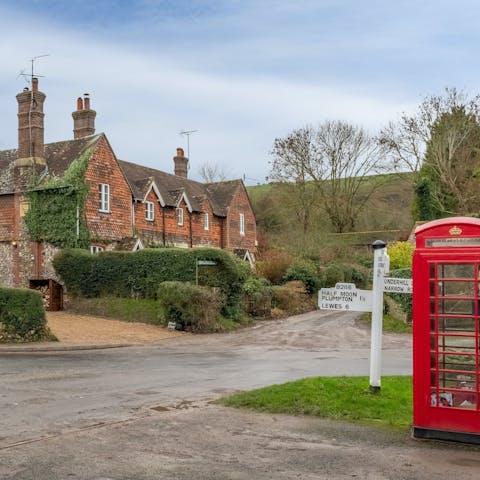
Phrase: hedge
[
  {"left": 53, "top": 247, "right": 249, "bottom": 317},
  {"left": 157, "top": 281, "right": 222, "bottom": 332},
  {"left": 0, "top": 287, "right": 51, "bottom": 342},
  {"left": 385, "top": 268, "right": 412, "bottom": 322}
]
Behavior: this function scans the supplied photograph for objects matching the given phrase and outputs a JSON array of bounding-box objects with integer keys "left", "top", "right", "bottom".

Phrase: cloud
[{"left": 2, "top": 1, "right": 479, "bottom": 183}]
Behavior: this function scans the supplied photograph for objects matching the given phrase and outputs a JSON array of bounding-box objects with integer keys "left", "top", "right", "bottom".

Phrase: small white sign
[
  {"left": 383, "top": 277, "right": 412, "bottom": 294},
  {"left": 167, "top": 322, "right": 177, "bottom": 330},
  {"left": 319, "top": 283, "right": 373, "bottom": 312},
  {"left": 377, "top": 254, "right": 390, "bottom": 275}
]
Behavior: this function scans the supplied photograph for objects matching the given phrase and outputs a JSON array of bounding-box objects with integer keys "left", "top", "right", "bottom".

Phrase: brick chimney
[
  {"left": 72, "top": 93, "right": 96, "bottom": 139},
  {"left": 15, "top": 77, "right": 47, "bottom": 188},
  {"left": 16, "top": 77, "right": 46, "bottom": 161},
  {"left": 174, "top": 147, "right": 188, "bottom": 178}
]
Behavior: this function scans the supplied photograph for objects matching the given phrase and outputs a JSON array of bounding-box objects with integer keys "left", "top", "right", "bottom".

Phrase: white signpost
[
  {"left": 319, "top": 283, "right": 372, "bottom": 312},
  {"left": 319, "top": 240, "right": 412, "bottom": 391}
]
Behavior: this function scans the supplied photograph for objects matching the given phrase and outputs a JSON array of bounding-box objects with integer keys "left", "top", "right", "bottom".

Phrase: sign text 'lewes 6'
[{"left": 319, "top": 283, "right": 373, "bottom": 312}]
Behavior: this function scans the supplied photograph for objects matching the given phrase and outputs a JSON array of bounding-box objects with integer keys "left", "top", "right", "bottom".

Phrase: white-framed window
[
  {"left": 204, "top": 212, "right": 209, "bottom": 231},
  {"left": 146, "top": 201, "right": 154, "bottom": 221},
  {"left": 99, "top": 183, "right": 110, "bottom": 213},
  {"left": 239, "top": 213, "right": 245, "bottom": 236},
  {"left": 177, "top": 207, "right": 184, "bottom": 226},
  {"left": 90, "top": 245, "right": 104, "bottom": 254}
]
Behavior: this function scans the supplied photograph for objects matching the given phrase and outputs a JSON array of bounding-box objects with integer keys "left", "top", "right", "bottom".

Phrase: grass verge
[
  {"left": 360, "top": 313, "right": 412, "bottom": 334},
  {"left": 219, "top": 375, "right": 412, "bottom": 430}
]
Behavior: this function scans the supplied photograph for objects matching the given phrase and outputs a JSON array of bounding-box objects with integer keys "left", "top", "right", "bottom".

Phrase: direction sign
[
  {"left": 197, "top": 260, "right": 217, "bottom": 266},
  {"left": 319, "top": 283, "right": 373, "bottom": 312},
  {"left": 383, "top": 277, "right": 412, "bottom": 294}
]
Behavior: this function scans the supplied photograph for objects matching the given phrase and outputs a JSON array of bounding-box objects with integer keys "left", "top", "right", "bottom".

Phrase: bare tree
[
  {"left": 198, "top": 162, "right": 227, "bottom": 183},
  {"left": 378, "top": 87, "right": 480, "bottom": 175},
  {"left": 270, "top": 121, "right": 384, "bottom": 233},
  {"left": 269, "top": 126, "right": 320, "bottom": 234}
]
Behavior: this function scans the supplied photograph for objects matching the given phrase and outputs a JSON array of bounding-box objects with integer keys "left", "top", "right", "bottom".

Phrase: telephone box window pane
[
  {"left": 438, "top": 264, "right": 474, "bottom": 279},
  {"left": 429, "top": 263, "right": 436, "bottom": 278},
  {"left": 430, "top": 281, "right": 436, "bottom": 296},
  {"left": 438, "top": 335, "right": 476, "bottom": 353},
  {"left": 439, "top": 299, "right": 475, "bottom": 314},
  {"left": 430, "top": 335, "right": 437, "bottom": 351},
  {"left": 430, "top": 316, "right": 436, "bottom": 332},
  {"left": 437, "top": 353, "right": 476, "bottom": 372},
  {"left": 437, "top": 316, "right": 476, "bottom": 333},
  {"left": 430, "top": 300, "right": 436, "bottom": 314},
  {"left": 438, "top": 281, "right": 474, "bottom": 297}
]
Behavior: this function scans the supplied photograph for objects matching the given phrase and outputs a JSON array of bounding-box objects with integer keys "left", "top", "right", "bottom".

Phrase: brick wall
[
  {"left": 191, "top": 198, "right": 222, "bottom": 248},
  {"left": 0, "top": 194, "right": 14, "bottom": 241},
  {"left": 134, "top": 189, "right": 165, "bottom": 246},
  {"left": 83, "top": 137, "right": 133, "bottom": 241},
  {"left": 225, "top": 184, "right": 257, "bottom": 252},
  {"left": 164, "top": 199, "right": 190, "bottom": 248}
]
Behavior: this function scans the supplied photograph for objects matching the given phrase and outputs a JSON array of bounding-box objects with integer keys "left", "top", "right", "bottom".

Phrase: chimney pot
[
  {"left": 72, "top": 93, "right": 96, "bottom": 139},
  {"left": 32, "top": 77, "right": 39, "bottom": 92},
  {"left": 176, "top": 147, "right": 184, "bottom": 157}
]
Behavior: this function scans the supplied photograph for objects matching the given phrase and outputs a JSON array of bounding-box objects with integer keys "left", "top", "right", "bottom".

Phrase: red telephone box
[{"left": 413, "top": 217, "right": 480, "bottom": 443}]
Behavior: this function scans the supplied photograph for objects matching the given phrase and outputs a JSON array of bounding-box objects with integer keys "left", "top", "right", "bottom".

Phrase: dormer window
[
  {"left": 204, "top": 212, "right": 209, "bottom": 231},
  {"left": 239, "top": 213, "right": 245, "bottom": 236},
  {"left": 99, "top": 183, "right": 110, "bottom": 213},
  {"left": 146, "top": 201, "right": 154, "bottom": 221},
  {"left": 177, "top": 207, "right": 184, "bottom": 226}
]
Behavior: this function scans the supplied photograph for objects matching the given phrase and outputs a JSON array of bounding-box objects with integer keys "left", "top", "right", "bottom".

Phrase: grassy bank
[{"left": 220, "top": 375, "right": 412, "bottom": 430}]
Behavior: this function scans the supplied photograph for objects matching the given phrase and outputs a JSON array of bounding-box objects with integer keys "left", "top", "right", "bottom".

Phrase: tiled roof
[
  {"left": 117, "top": 160, "right": 241, "bottom": 216},
  {"left": 0, "top": 133, "right": 242, "bottom": 216},
  {"left": 205, "top": 180, "right": 243, "bottom": 216},
  {"left": 0, "top": 134, "right": 102, "bottom": 194}
]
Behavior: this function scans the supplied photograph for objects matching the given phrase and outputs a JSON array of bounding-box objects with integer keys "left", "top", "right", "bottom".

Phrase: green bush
[
  {"left": 0, "top": 287, "right": 53, "bottom": 342},
  {"left": 388, "top": 241, "right": 414, "bottom": 270},
  {"left": 322, "top": 263, "right": 344, "bottom": 287},
  {"left": 243, "top": 276, "right": 272, "bottom": 317},
  {"left": 283, "top": 258, "right": 321, "bottom": 294},
  {"left": 320, "top": 262, "right": 368, "bottom": 289},
  {"left": 157, "top": 281, "right": 222, "bottom": 332},
  {"left": 386, "top": 268, "right": 412, "bottom": 322},
  {"left": 53, "top": 247, "right": 248, "bottom": 318},
  {"left": 271, "top": 281, "right": 315, "bottom": 316}
]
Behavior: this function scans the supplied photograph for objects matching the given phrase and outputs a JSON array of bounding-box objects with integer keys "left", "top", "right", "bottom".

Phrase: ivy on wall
[{"left": 25, "top": 148, "right": 92, "bottom": 248}]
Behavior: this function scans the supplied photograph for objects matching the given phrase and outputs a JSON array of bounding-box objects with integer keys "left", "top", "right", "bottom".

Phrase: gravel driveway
[{"left": 46, "top": 311, "right": 184, "bottom": 344}]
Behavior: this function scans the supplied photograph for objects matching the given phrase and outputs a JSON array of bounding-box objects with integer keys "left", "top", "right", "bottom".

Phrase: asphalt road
[
  {"left": 8, "top": 310, "right": 473, "bottom": 480},
  {"left": 0, "top": 311, "right": 411, "bottom": 447}
]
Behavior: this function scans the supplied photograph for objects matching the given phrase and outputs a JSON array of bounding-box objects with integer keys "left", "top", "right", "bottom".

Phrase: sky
[{"left": 1, "top": 0, "right": 480, "bottom": 184}]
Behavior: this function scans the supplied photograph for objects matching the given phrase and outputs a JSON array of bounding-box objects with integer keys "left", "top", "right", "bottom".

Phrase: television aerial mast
[{"left": 179, "top": 129, "right": 198, "bottom": 161}]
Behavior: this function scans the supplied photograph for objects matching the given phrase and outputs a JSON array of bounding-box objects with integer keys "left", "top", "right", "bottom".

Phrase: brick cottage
[{"left": 0, "top": 79, "right": 257, "bottom": 288}]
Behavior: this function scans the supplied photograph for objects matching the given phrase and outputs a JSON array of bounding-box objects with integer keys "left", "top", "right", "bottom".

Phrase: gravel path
[{"left": 46, "top": 311, "right": 184, "bottom": 344}]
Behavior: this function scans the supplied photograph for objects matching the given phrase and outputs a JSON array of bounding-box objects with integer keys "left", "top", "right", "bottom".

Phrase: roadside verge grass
[{"left": 219, "top": 375, "right": 412, "bottom": 430}]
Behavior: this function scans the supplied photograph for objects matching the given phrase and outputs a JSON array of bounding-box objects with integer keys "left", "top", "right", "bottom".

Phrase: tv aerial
[
  {"left": 18, "top": 54, "right": 50, "bottom": 87},
  {"left": 179, "top": 129, "right": 198, "bottom": 161}
]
